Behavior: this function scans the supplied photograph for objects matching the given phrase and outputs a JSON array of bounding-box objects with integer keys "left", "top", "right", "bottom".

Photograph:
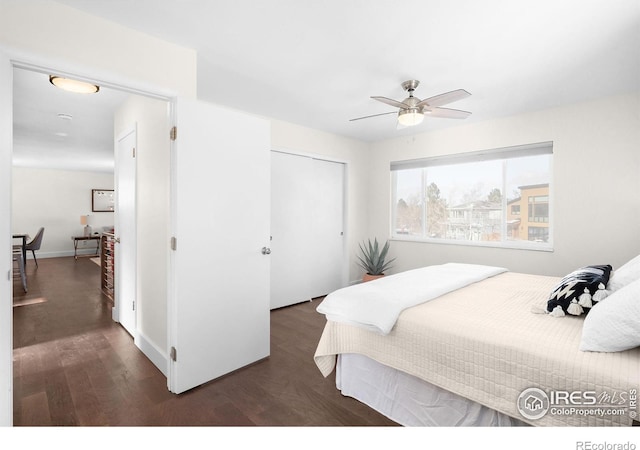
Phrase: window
[
  {"left": 391, "top": 142, "right": 553, "bottom": 250},
  {"left": 528, "top": 195, "right": 549, "bottom": 222}
]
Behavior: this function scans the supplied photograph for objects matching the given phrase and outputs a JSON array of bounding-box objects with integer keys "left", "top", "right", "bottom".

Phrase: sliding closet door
[
  {"left": 270, "top": 151, "right": 345, "bottom": 309},
  {"left": 270, "top": 151, "right": 313, "bottom": 309},
  {"left": 309, "top": 158, "right": 345, "bottom": 298}
]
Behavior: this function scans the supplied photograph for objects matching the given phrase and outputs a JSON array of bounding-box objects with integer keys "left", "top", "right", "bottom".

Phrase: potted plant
[{"left": 357, "top": 238, "right": 396, "bottom": 282}]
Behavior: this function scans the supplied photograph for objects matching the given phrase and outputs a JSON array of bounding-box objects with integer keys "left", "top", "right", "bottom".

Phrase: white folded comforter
[{"left": 316, "top": 263, "right": 507, "bottom": 334}]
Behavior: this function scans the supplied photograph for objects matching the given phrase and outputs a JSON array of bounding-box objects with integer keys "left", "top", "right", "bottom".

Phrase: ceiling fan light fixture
[
  {"left": 49, "top": 75, "right": 100, "bottom": 94},
  {"left": 350, "top": 81, "right": 471, "bottom": 125},
  {"left": 397, "top": 108, "right": 424, "bottom": 127}
]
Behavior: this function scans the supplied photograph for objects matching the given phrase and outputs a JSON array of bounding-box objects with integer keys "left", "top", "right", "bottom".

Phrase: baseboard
[{"left": 137, "top": 332, "right": 168, "bottom": 377}]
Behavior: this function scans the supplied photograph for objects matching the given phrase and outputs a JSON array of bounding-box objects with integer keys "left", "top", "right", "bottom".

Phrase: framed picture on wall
[{"left": 92, "top": 189, "right": 115, "bottom": 212}]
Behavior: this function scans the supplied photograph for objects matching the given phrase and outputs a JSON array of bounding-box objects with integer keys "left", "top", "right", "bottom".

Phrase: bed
[{"left": 314, "top": 261, "right": 640, "bottom": 426}]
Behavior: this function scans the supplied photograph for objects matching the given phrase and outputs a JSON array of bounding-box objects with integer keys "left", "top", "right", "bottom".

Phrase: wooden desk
[{"left": 72, "top": 235, "right": 101, "bottom": 260}]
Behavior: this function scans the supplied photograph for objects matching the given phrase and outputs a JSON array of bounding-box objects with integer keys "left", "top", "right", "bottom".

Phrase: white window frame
[{"left": 390, "top": 142, "right": 553, "bottom": 251}]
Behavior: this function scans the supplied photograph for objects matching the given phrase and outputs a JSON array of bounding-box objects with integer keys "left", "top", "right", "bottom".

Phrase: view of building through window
[{"left": 392, "top": 150, "right": 552, "bottom": 249}]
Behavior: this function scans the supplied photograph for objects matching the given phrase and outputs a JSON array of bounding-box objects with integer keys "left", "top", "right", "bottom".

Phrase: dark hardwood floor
[{"left": 12, "top": 256, "right": 397, "bottom": 426}]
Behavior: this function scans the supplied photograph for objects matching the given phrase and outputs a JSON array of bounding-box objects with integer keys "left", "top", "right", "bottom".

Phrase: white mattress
[{"left": 315, "top": 272, "right": 640, "bottom": 426}]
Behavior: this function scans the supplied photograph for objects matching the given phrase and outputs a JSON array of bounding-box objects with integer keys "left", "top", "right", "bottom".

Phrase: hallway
[{"left": 12, "top": 256, "right": 164, "bottom": 425}]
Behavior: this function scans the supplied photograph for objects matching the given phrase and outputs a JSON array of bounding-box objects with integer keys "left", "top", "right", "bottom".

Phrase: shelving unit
[{"left": 100, "top": 233, "right": 115, "bottom": 302}]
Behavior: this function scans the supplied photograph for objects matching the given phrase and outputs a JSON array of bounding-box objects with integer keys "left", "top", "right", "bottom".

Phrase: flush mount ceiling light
[{"left": 49, "top": 75, "right": 100, "bottom": 94}]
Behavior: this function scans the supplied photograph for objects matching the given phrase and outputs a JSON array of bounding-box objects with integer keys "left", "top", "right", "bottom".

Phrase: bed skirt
[{"left": 337, "top": 353, "right": 527, "bottom": 426}]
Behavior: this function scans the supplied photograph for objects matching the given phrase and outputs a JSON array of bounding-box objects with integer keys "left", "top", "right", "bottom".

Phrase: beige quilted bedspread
[{"left": 314, "top": 272, "right": 640, "bottom": 426}]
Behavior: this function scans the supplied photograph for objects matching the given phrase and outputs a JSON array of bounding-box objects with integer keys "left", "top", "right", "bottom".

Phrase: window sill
[{"left": 390, "top": 235, "right": 554, "bottom": 252}]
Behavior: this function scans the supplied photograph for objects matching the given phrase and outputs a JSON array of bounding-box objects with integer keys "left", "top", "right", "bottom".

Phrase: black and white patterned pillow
[{"left": 546, "top": 265, "right": 612, "bottom": 316}]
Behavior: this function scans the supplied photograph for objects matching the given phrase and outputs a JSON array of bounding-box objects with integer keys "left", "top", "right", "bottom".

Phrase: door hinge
[
  {"left": 132, "top": 300, "right": 136, "bottom": 311},
  {"left": 132, "top": 147, "right": 136, "bottom": 158},
  {"left": 171, "top": 236, "right": 177, "bottom": 251},
  {"left": 170, "top": 126, "right": 177, "bottom": 141},
  {"left": 170, "top": 346, "right": 177, "bottom": 362}
]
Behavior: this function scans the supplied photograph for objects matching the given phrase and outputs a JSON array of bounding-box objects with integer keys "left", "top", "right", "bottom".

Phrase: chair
[
  {"left": 25, "top": 227, "right": 44, "bottom": 268},
  {"left": 12, "top": 248, "right": 27, "bottom": 293}
]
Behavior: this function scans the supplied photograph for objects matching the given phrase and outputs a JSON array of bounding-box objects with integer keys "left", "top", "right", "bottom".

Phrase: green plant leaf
[{"left": 357, "top": 238, "right": 395, "bottom": 275}]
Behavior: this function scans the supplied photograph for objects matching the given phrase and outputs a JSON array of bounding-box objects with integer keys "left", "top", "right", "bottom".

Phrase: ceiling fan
[{"left": 350, "top": 80, "right": 471, "bottom": 127}]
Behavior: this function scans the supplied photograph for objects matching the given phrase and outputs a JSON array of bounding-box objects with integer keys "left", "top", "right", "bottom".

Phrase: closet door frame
[{"left": 270, "top": 148, "right": 348, "bottom": 306}]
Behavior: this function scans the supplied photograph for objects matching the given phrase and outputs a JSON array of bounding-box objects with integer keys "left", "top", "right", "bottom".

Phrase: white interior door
[
  {"left": 309, "top": 158, "right": 345, "bottom": 298},
  {"left": 270, "top": 151, "right": 313, "bottom": 309},
  {"left": 115, "top": 128, "right": 137, "bottom": 337},
  {"left": 0, "top": 51, "right": 13, "bottom": 426},
  {"left": 169, "top": 98, "right": 270, "bottom": 394}
]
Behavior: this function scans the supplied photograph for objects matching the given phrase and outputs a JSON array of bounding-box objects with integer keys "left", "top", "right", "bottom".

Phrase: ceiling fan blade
[
  {"left": 371, "top": 96, "right": 409, "bottom": 109},
  {"left": 349, "top": 111, "right": 398, "bottom": 122},
  {"left": 425, "top": 107, "right": 472, "bottom": 119},
  {"left": 417, "top": 89, "right": 471, "bottom": 108}
]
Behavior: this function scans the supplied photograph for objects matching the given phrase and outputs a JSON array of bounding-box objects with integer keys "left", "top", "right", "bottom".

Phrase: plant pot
[{"left": 362, "top": 273, "right": 384, "bottom": 282}]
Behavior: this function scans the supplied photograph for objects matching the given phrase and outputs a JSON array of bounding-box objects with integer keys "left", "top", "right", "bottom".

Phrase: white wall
[
  {"left": 0, "top": 0, "right": 197, "bottom": 98},
  {"left": 368, "top": 92, "right": 640, "bottom": 277},
  {"left": 270, "top": 119, "right": 370, "bottom": 284},
  {"left": 114, "top": 95, "right": 170, "bottom": 373},
  {"left": 12, "top": 167, "right": 114, "bottom": 258}
]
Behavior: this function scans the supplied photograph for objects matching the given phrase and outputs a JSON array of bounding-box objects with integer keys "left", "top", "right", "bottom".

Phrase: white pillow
[
  {"left": 580, "top": 278, "right": 640, "bottom": 352},
  {"left": 607, "top": 254, "right": 640, "bottom": 292}
]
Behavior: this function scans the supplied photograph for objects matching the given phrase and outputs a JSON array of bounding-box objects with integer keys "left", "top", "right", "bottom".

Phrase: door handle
[{"left": 261, "top": 247, "right": 271, "bottom": 255}]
